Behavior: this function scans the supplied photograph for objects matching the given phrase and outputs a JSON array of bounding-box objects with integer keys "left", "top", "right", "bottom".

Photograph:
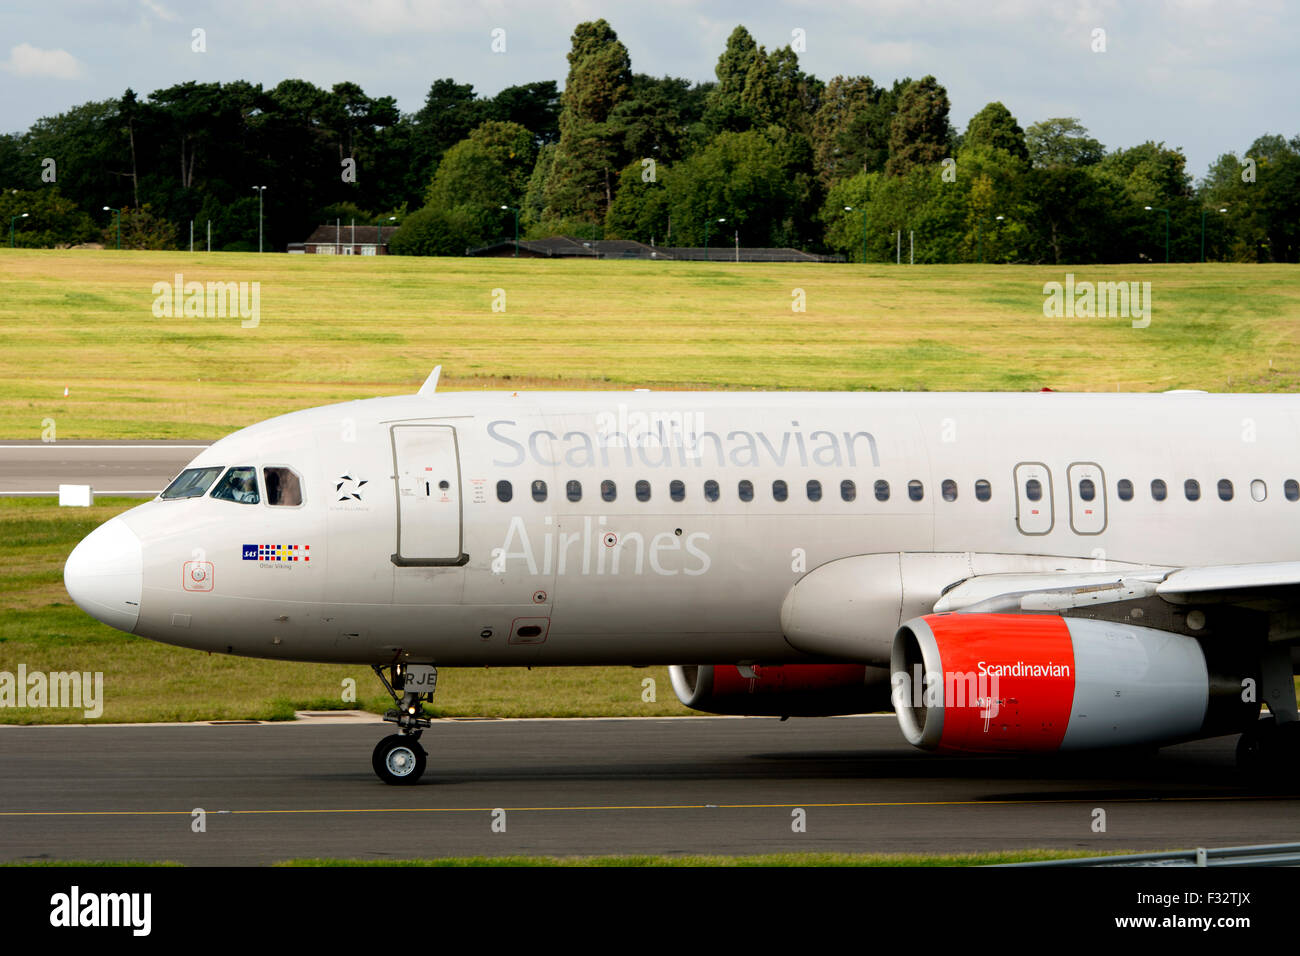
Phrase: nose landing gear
[{"left": 370, "top": 662, "right": 437, "bottom": 785}]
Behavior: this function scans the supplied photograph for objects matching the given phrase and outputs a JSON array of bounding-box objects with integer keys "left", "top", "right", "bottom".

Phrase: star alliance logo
[{"left": 336, "top": 475, "right": 367, "bottom": 501}]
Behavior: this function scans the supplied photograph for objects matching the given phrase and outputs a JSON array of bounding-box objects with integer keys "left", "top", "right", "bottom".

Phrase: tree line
[{"left": 1, "top": 19, "right": 1296, "bottom": 263}]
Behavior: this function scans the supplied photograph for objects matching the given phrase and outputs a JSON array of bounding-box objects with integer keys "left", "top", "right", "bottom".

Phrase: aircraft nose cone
[{"left": 64, "top": 517, "right": 142, "bottom": 633}]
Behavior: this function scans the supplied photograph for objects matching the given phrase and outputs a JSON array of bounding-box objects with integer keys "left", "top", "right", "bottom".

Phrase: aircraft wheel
[{"left": 373, "top": 734, "right": 426, "bottom": 785}]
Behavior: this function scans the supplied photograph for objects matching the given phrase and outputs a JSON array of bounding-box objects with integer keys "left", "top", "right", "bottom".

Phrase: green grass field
[
  {"left": 2, "top": 250, "right": 1298, "bottom": 723},
  {"left": 1, "top": 250, "right": 1298, "bottom": 439}
]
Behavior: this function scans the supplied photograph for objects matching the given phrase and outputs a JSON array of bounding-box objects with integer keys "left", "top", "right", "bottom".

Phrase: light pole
[
  {"left": 102, "top": 206, "right": 121, "bottom": 250},
  {"left": 703, "top": 217, "right": 725, "bottom": 261},
  {"left": 844, "top": 205, "right": 867, "bottom": 263},
  {"left": 500, "top": 205, "right": 520, "bottom": 256},
  {"left": 1200, "top": 206, "right": 1227, "bottom": 262},
  {"left": 1144, "top": 205, "right": 1170, "bottom": 263},
  {"left": 376, "top": 215, "right": 396, "bottom": 253},
  {"left": 9, "top": 212, "right": 28, "bottom": 248},
  {"left": 977, "top": 214, "right": 1005, "bottom": 264},
  {"left": 252, "top": 186, "right": 266, "bottom": 252}
]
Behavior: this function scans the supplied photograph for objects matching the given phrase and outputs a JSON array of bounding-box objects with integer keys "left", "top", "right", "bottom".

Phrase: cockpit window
[
  {"left": 263, "top": 467, "right": 303, "bottom": 506},
  {"left": 210, "top": 466, "right": 260, "bottom": 504},
  {"left": 161, "top": 466, "right": 223, "bottom": 500}
]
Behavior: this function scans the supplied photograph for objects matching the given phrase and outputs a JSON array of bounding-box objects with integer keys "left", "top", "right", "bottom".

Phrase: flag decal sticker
[{"left": 242, "top": 544, "right": 311, "bottom": 563}]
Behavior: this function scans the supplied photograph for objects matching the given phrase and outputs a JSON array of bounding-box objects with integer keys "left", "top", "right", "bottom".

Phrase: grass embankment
[
  {"left": 3, "top": 251, "right": 1299, "bottom": 723},
  {"left": 2, "top": 251, "right": 1299, "bottom": 439}
]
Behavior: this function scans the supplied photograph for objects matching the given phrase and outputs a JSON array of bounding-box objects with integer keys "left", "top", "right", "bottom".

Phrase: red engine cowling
[
  {"left": 669, "top": 663, "right": 891, "bottom": 716},
  {"left": 890, "top": 613, "right": 1257, "bottom": 754}
]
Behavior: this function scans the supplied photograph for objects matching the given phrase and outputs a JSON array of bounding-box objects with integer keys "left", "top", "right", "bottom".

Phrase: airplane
[{"left": 63, "top": 369, "right": 1300, "bottom": 784}]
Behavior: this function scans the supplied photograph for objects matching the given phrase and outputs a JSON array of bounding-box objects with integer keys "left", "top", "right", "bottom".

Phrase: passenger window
[
  {"left": 531, "top": 480, "right": 547, "bottom": 502},
  {"left": 670, "top": 479, "right": 686, "bottom": 502},
  {"left": 738, "top": 480, "right": 754, "bottom": 502},
  {"left": 1251, "top": 479, "right": 1267, "bottom": 502},
  {"left": 807, "top": 479, "right": 822, "bottom": 502},
  {"left": 974, "top": 479, "right": 991, "bottom": 502},
  {"left": 840, "top": 479, "right": 856, "bottom": 502},
  {"left": 772, "top": 479, "right": 788, "bottom": 502},
  {"left": 1217, "top": 479, "right": 1233, "bottom": 501},
  {"left": 1078, "top": 478, "right": 1095, "bottom": 502},
  {"left": 566, "top": 480, "right": 582, "bottom": 502},
  {"left": 1185, "top": 479, "right": 1201, "bottom": 501},
  {"left": 1286, "top": 479, "right": 1299, "bottom": 502},
  {"left": 704, "top": 480, "right": 719, "bottom": 502},
  {"left": 636, "top": 480, "right": 651, "bottom": 502},
  {"left": 496, "top": 480, "right": 512, "bottom": 503},
  {"left": 1151, "top": 479, "right": 1167, "bottom": 501},
  {"left": 1117, "top": 478, "right": 1134, "bottom": 501},
  {"left": 874, "top": 480, "right": 890, "bottom": 502},
  {"left": 941, "top": 479, "right": 957, "bottom": 502},
  {"left": 908, "top": 480, "right": 924, "bottom": 502},
  {"left": 601, "top": 480, "right": 617, "bottom": 502},
  {"left": 263, "top": 467, "right": 303, "bottom": 506},
  {"left": 1025, "top": 478, "right": 1042, "bottom": 502},
  {"left": 211, "top": 466, "right": 260, "bottom": 504},
  {"left": 162, "top": 466, "right": 223, "bottom": 500}
]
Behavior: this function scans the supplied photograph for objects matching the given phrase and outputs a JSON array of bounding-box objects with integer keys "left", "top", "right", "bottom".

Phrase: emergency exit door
[
  {"left": 1013, "top": 462, "right": 1054, "bottom": 535},
  {"left": 391, "top": 424, "right": 468, "bottom": 566},
  {"left": 1067, "top": 462, "right": 1107, "bottom": 535}
]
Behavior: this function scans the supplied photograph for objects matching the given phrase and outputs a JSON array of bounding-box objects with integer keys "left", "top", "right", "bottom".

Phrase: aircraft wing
[{"left": 933, "top": 562, "right": 1300, "bottom": 615}]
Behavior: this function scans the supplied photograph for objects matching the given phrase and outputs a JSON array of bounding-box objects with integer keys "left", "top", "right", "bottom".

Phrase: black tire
[{"left": 372, "top": 734, "right": 426, "bottom": 785}]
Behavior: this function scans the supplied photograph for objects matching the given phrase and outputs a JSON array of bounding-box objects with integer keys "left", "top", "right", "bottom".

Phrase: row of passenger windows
[
  {"left": 1036, "top": 476, "right": 1299, "bottom": 503},
  {"left": 1114, "top": 477, "right": 1297, "bottom": 502},
  {"left": 496, "top": 477, "right": 994, "bottom": 504},
  {"left": 497, "top": 476, "right": 1300, "bottom": 505}
]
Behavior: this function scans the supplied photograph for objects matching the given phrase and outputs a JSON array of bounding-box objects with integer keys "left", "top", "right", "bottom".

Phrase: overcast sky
[{"left": 2, "top": 0, "right": 1296, "bottom": 179}]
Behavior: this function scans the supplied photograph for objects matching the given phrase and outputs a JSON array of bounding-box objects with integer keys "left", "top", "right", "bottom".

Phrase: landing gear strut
[
  {"left": 1236, "top": 643, "right": 1300, "bottom": 784},
  {"left": 371, "top": 662, "right": 436, "bottom": 785}
]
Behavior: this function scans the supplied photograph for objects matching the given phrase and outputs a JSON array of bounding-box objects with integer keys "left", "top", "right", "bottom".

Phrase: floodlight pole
[
  {"left": 252, "top": 187, "right": 267, "bottom": 252},
  {"left": 704, "top": 217, "right": 725, "bottom": 261},
  {"left": 102, "top": 206, "right": 121, "bottom": 249},
  {"left": 9, "top": 213, "right": 28, "bottom": 248},
  {"left": 500, "top": 205, "right": 519, "bottom": 256},
  {"left": 844, "top": 206, "right": 867, "bottom": 263},
  {"left": 978, "top": 215, "right": 1005, "bottom": 264},
  {"left": 1200, "top": 206, "right": 1227, "bottom": 262},
  {"left": 1144, "top": 205, "right": 1170, "bottom": 263},
  {"left": 377, "top": 216, "right": 396, "bottom": 253}
]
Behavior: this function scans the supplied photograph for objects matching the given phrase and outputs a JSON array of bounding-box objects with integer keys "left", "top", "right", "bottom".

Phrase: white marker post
[{"left": 58, "top": 484, "right": 93, "bottom": 507}]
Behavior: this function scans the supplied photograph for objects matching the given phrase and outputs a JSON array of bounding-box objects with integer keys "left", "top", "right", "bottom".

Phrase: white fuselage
[{"left": 63, "top": 390, "right": 1300, "bottom": 666}]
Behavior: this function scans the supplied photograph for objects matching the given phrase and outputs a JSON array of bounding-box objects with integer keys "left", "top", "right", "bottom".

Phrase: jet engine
[
  {"left": 890, "top": 613, "right": 1258, "bottom": 754},
  {"left": 668, "top": 663, "right": 891, "bottom": 716}
]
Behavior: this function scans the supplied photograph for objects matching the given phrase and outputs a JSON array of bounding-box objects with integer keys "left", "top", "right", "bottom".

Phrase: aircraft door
[
  {"left": 1013, "top": 461, "right": 1054, "bottom": 535},
  {"left": 391, "top": 424, "right": 468, "bottom": 565},
  {"left": 1067, "top": 462, "right": 1107, "bottom": 535}
]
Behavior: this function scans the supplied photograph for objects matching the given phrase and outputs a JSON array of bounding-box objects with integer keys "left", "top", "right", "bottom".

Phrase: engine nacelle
[
  {"left": 669, "top": 663, "right": 891, "bottom": 716},
  {"left": 890, "top": 613, "right": 1258, "bottom": 754}
]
